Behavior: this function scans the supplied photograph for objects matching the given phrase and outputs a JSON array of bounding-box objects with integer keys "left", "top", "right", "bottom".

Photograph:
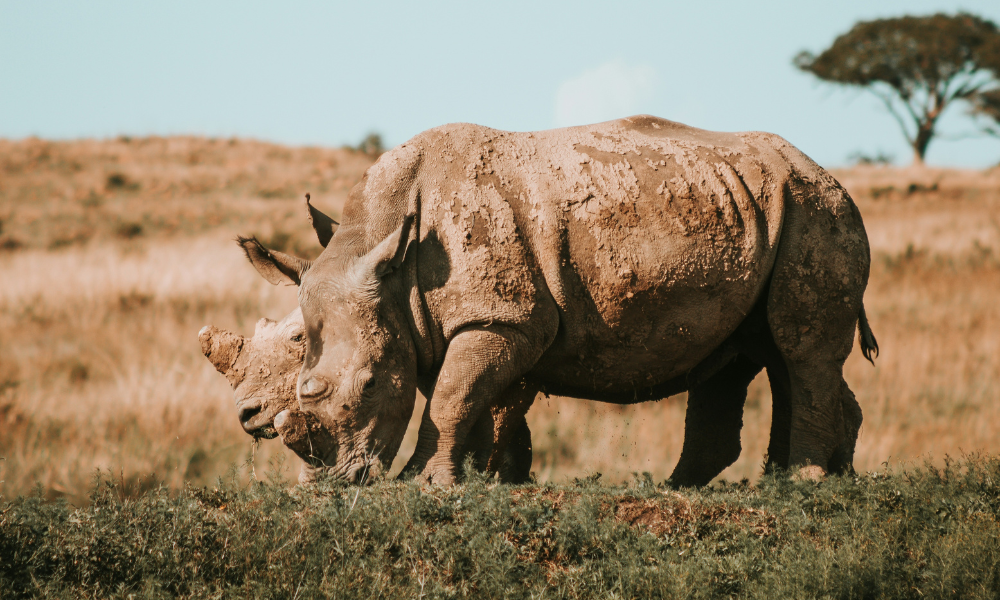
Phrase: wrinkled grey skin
[{"left": 243, "top": 115, "right": 877, "bottom": 486}]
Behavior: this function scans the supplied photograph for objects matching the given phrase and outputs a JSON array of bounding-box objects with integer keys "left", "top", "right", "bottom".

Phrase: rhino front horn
[{"left": 199, "top": 325, "right": 245, "bottom": 374}]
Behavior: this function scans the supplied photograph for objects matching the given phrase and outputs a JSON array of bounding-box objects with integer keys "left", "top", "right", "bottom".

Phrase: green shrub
[
  {"left": 3, "top": 457, "right": 1000, "bottom": 598},
  {"left": 355, "top": 133, "right": 384, "bottom": 157}
]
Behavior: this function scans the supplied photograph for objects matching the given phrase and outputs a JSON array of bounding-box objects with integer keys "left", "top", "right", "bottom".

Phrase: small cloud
[{"left": 554, "top": 60, "right": 657, "bottom": 128}]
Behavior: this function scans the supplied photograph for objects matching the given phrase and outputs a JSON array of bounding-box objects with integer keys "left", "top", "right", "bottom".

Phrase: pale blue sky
[{"left": 3, "top": 1, "right": 1000, "bottom": 166}]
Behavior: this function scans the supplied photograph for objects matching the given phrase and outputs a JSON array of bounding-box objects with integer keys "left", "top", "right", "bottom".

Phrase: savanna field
[{"left": 2, "top": 137, "right": 1000, "bottom": 597}]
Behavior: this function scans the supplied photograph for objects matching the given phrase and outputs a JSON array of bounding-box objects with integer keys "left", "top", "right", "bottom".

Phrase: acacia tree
[{"left": 796, "top": 13, "right": 1000, "bottom": 165}]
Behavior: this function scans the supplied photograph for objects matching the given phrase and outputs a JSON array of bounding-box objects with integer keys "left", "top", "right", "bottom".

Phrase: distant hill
[{"left": 0, "top": 136, "right": 376, "bottom": 255}]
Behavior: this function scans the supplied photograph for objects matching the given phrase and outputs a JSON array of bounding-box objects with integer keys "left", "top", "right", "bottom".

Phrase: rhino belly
[{"left": 531, "top": 265, "right": 765, "bottom": 395}]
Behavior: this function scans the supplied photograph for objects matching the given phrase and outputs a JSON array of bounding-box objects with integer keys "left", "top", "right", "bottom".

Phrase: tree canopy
[
  {"left": 971, "top": 88, "right": 1000, "bottom": 136},
  {"left": 796, "top": 13, "right": 1000, "bottom": 165}
]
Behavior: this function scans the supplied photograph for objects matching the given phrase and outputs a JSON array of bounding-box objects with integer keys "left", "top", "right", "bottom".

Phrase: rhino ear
[
  {"left": 364, "top": 214, "right": 415, "bottom": 279},
  {"left": 236, "top": 236, "right": 311, "bottom": 286},
  {"left": 305, "top": 193, "right": 338, "bottom": 248}
]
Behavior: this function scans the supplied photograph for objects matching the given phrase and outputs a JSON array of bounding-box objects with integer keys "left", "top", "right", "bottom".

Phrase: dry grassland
[
  {"left": 1, "top": 139, "right": 998, "bottom": 504},
  {"left": 0, "top": 137, "right": 373, "bottom": 504}
]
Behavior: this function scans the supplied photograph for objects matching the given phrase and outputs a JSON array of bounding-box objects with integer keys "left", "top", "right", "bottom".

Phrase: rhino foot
[
  {"left": 416, "top": 460, "right": 459, "bottom": 486},
  {"left": 792, "top": 465, "right": 826, "bottom": 482}
]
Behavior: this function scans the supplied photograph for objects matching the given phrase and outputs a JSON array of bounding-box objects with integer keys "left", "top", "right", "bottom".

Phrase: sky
[{"left": 2, "top": 1, "right": 1000, "bottom": 167}]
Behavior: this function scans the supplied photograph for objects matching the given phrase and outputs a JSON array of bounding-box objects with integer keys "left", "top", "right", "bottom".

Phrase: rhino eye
[
  {"left": 356, "top": 371, "right": 376, "bottom": 397},
  {"left": 290, "top": 333, "right": 304, "bottom": 343}
]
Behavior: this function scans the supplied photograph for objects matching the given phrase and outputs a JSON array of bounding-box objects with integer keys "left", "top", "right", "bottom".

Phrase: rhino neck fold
[{"left": 400, "top": 214, "right": 439, "bottom": 375}]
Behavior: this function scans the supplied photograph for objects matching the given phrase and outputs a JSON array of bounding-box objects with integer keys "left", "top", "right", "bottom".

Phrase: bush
[
  {"left": 114, "top": 222, "right": 144, "bottom": 240},
  {"left": 848, "top": 150, "right": 895, "bottom": 166},
  {"left": 105, "top": 173, "right": 140, "bottom": 192},
  {"left": 355, "top": 133, "right": 384, "bottom": 157}
]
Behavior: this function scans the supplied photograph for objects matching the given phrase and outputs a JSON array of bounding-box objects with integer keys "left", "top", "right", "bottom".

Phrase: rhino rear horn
[
  {"left": 305, "top": 193, "right": 338, "bottom": 248},
  {"left": 199, "top": 325, "right": 245, "bottom": 374}
]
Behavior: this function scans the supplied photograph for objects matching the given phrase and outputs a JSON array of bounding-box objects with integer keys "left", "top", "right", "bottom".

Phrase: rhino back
[{"left": 402, "top": 116, "right": 795, "bottom": 387}]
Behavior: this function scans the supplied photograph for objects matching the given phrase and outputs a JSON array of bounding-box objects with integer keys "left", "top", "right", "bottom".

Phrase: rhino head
[
  {"left": 238, "top": 209, "right": 419, "bottom": 483},
  {"left": 199, "top": 308, "right": 306, "bottom": 439}
]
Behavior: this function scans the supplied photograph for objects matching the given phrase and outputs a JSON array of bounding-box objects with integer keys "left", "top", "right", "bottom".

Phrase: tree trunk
[
  {"left": 912, "top": 125, "right": 933, "bottom": 166},
  {"left": 911, "top": 103, "right": 941, "bottom": 166}
]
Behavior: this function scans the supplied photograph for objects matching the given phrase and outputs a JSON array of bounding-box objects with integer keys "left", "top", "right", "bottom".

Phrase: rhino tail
[{"left": 857, "top": 304, "right": 879, "bottom": 365}]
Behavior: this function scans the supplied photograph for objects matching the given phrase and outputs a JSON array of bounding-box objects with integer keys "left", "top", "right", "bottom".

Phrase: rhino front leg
[
  {"left": 412, "top": 324, "right": 551, "bottom": 485},
  {"left": 498, "top": 419, "right": 533, "bottom": 484},
  {"left": 402, "top": 378, "right": 537, "bottom": 483},
  {"left": 453, "top": 378, "right": 538, "bottom": 479},
  {"left": 485, "top": 381, "right": 537, "bottom": 483}
]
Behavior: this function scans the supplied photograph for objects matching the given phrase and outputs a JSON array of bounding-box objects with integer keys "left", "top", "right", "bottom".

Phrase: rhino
[
  {"left": 240, "top": 115, "right": 878, "bottom": 486},
  {"left": 200, "top": 199, "right": 534, "bottom": 482}
]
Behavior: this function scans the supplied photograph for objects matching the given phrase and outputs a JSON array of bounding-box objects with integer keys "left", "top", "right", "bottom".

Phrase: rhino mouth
[
  {"left": 271, "top": 409, "right": 386, "bottom": 484},
  {"left": 238, "top": 397, "right": 286, "bottom": 439},
  {"left": 250, "top": 426, "right": 279, "bottom": 440}
]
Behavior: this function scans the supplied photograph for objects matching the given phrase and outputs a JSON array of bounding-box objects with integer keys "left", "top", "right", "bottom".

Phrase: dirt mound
[{"left": 616, "top": 494, "right": 776, "bottom": 539}]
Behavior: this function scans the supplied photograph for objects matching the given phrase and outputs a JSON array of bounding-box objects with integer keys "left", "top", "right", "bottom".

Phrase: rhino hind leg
[
  {"left": 760, "top": 355, "right": 862, "bottom": 476},
  {"left": 828, "top": 384, "right": 862, "bottom": 474},
  {"left": 766, "top": 190, "right": 870, "bottom": 476},
  {"left": 668, "top": 355, "right": 763, "bottom": 487},
  {"left": 763, "top": 358, "right": 792, "bottom": 472},
  {"left": 762, "top": 354, "right": 862, "bottom": 477}
]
